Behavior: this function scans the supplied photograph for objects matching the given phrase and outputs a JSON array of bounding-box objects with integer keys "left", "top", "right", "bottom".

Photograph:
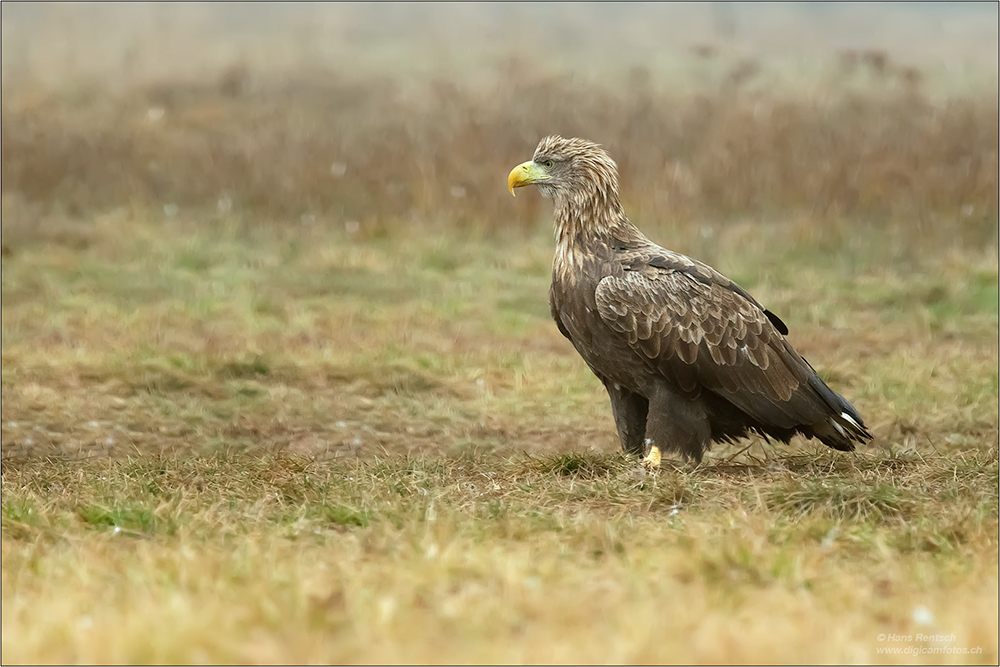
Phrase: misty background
[{"left": 3, "top": 3, "right": 997, "bottom": 90}]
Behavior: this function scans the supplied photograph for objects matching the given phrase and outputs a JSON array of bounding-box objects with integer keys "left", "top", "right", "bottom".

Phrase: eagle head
[{"left": 508, "top": 135, "right": 621, "bottom": 203}]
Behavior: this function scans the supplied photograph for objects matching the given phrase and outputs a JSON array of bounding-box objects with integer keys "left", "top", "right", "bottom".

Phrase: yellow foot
[{"left": 642, "top": 444, "right": 661, "bottom": 471}]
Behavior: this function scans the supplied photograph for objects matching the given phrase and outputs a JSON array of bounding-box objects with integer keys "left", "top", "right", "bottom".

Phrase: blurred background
[{"left": 2, "top": 2, "right": 998, "bottom": 249}]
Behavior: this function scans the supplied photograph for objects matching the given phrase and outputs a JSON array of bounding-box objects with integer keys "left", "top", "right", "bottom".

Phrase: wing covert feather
[{"left": 595, "top": 269, "right": 817, "bottom": 425}]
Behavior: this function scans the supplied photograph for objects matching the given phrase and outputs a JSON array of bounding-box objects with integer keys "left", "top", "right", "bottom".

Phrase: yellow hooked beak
[{"left": 507, "top": 161, "right": 551, "bottom": 196}]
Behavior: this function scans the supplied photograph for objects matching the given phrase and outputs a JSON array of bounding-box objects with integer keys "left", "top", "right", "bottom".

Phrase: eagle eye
[{"left": 539, "top": 159, "right": 554, "bottom": 169}]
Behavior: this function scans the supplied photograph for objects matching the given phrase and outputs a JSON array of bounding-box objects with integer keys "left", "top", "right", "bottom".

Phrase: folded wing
[{"left": 594, "top": 257, "right": 867, "bottom": 443}]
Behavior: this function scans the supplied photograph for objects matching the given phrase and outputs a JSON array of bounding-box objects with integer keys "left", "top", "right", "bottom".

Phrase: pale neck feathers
[{"left": 552, "top": 158, "right": 641, "bottom": 248}]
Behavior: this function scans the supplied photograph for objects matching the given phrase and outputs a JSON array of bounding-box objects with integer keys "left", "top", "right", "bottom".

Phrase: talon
[{"left": 642, "top": 444, "right": 661, "bottom": 471}]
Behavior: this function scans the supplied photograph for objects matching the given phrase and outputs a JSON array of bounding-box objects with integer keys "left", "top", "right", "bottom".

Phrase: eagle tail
[{"left": 806, "top": 375, "right": 873, "bottom": 451}]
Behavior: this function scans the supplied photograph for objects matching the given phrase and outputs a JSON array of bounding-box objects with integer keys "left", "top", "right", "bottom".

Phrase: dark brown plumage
[{"left": 508, "top": 136, "right": 872, "bottom": 465}]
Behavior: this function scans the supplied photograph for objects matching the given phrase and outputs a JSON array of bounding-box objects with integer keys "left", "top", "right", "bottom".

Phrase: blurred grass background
[{"left": 2, "top": 2, "right": 998, "bottom": 249}]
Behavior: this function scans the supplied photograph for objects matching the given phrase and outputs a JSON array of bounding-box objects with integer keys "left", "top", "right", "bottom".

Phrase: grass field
[
  {"left": 2, "top": 4, "right": 999, "bottom": 664},
  {"left": 2, "top": 211, "right": 997, "bottom": 663}
]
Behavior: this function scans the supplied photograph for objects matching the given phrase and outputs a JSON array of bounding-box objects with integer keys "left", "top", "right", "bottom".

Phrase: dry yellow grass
[
  {"left": 2, "top": 5, "right": 998, "bottom": 664},
  {"left": 2, "top": 452, "right": 997, "bottom": 664}
]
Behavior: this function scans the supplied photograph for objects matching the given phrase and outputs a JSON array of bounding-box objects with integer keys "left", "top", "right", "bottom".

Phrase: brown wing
[{"left": 594, "top": 267, "right": 832, "bottom": 430}]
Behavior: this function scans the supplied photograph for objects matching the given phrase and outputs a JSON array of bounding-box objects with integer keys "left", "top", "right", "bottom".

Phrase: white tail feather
[{"left": 840, "top": 412, "right": 861, "bottom": 429}]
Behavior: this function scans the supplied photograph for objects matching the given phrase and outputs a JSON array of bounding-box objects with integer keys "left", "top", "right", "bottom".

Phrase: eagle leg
[
  {"left": 645, "top": 386, "right": 712, "bottom": 463},
  {"left": 642, "top": 444, "right": 662, "bottom": 471},
  {"left": 603, "top": 380, "right": 648, "bottom": 457}
]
